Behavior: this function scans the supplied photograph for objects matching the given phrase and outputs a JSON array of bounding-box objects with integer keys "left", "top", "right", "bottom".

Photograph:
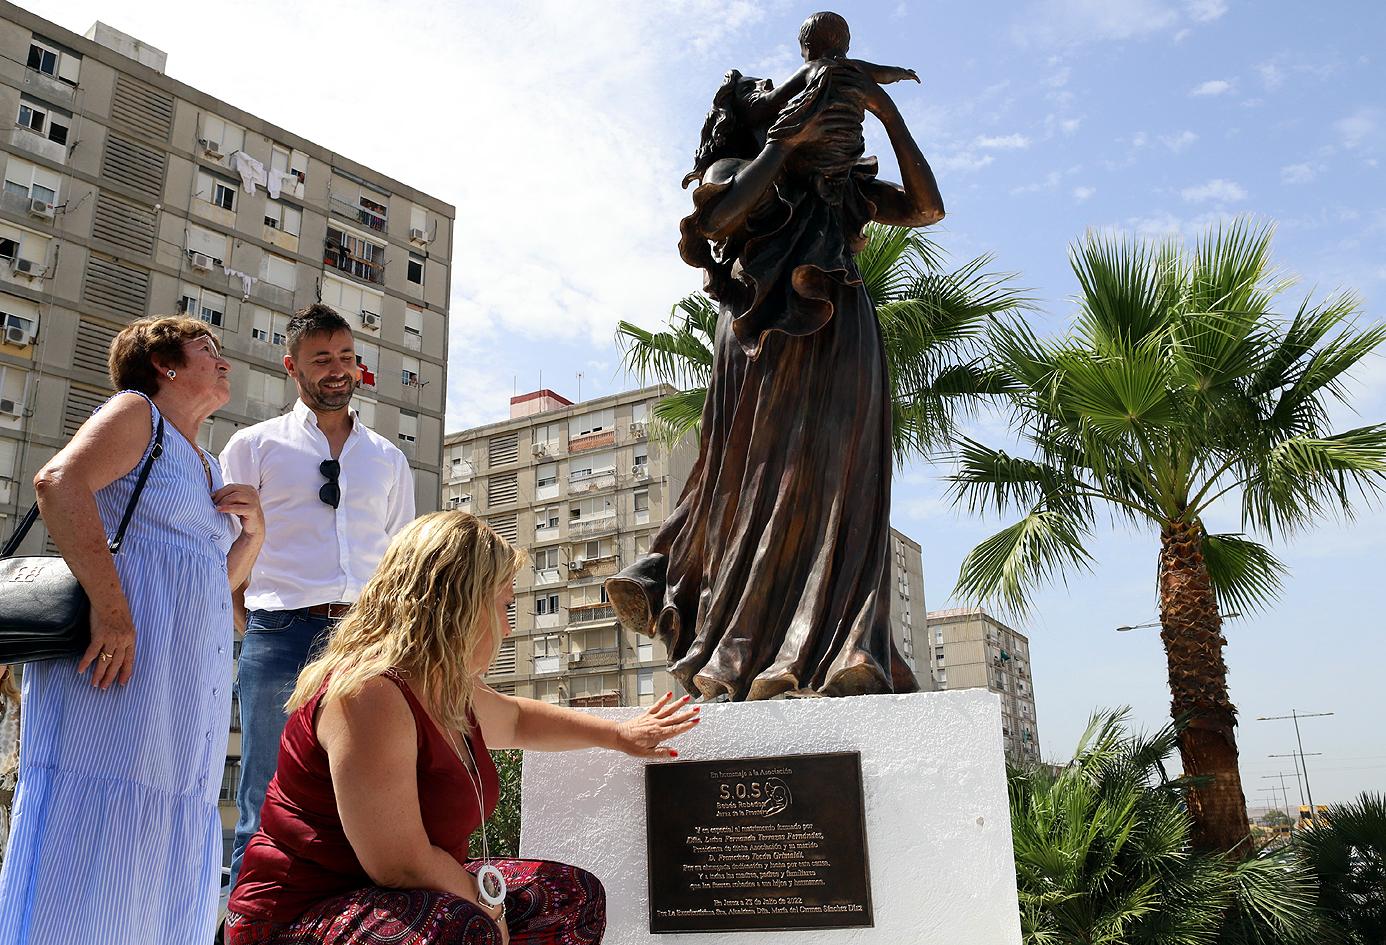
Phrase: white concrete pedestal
[{"left": 519, "top": 689, "right": 1022, "bottom": 945}]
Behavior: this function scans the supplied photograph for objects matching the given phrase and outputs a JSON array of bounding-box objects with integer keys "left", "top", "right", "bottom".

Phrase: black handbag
[{"left": 0, "top": 417, "right": 164, "bottom": 664}]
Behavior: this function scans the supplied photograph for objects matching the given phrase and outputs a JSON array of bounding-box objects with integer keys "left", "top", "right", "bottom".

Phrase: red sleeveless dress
[
  {"left": 224, "top": 671, "right": 606, "bottom": 945},
  {"left": 229, "top": 670, "right": 498, "bottom": 922}
]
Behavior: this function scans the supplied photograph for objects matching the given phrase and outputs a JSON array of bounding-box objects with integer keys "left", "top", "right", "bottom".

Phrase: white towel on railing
[{"left": 230, "top": 151, "right": 268, "bottom": 196}]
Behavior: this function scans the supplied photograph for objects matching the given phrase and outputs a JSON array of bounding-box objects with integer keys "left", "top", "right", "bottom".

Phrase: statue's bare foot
[{"left": 695, "top": 691, "right": 731, "bottom": 705}]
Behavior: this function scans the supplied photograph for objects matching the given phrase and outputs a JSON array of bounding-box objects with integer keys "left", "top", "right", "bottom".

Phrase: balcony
[
  {"left": 329, "top": 194, "right": 387, "bottom": 233},
  {"left": 569, "top": 553, "right": 619, "bottom": 579},
  {"left": 569, "top": 468, "right": 617, "bottom": 494},
  {"left": 570, "top": 512, "right": 617, "bottom": 537},
  {"left": 568, "top": 430, "right": 615, "bottom": 453},
  {"left": 569, "top": 646, "right": 619, "bottom": 669},
  {"left": 535, "top": 612, "right": 563, "bottom": 630},
  {"left": 323, "top": 238, "right": 384, "bottom": 286},
  {"left": 4, "top": 127, "right": 65, "bottom": 165},
  {"left": 534, "top": 567, "right": 563, "bottom": 586},
  {"left": 569, "top": 602, "right": 616, "bottom": 626}
]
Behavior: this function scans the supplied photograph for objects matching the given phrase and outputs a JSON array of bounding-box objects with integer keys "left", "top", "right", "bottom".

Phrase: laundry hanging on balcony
[
  {"left": 223, "top": 265, "right": 257, "bottom": 300},
  {"left": 230, "top": 151, "right": 286, "bottom": 199}
]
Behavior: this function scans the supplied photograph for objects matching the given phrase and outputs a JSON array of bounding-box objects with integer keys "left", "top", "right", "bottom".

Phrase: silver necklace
[{"left": 444, "top": 726, "right": 507, "bottom": 908}]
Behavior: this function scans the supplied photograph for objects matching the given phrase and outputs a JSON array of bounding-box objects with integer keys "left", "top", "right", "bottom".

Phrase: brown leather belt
[{"left": 305, "top": 602, "right": 352, "bottom": 618}]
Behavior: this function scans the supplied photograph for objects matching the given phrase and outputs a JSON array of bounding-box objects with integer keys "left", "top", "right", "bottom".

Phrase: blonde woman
[{"left": 226, "top": 512, "right": 700, "bottom": 945}]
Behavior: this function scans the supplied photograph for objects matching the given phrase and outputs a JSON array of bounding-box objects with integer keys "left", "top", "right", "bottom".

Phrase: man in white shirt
[{"left": 219, "top": 304, "right": 414, "bottom": 889}]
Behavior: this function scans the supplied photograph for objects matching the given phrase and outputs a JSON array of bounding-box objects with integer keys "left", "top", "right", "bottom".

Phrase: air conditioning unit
[
  {"left": 532, "top": 442, "right": 549, "bottom": 457},
  {"left": 198, "top": 138, "right": 223, "bottom": 158},
  {"left": 628, "top": 421, "right": 647, "bottom": 437},
  {"left": 0, "top": 398, "right": 20, "bottom": 417},
  {"left": 361, "top": 312, "right": 380, "bottom": 330},
  {"left": 27, "top": 199, "right": 53, "bottom": 220},
  {"left": 190, "top": 252, "right": 214, "bottom": 272},
  {"left": 631, "top": 464, "right": 648, "bottom": 478},
  {"left": 4, "top": 326, "right": 31, "bottom": 347},
  {"left": 568, "top": 558, "right": 587, "bottom": 571},
  {"left": 10, "top": 258, "right": 37, "bottom": 277},
  {"left": 408, "top": 227, "right": 428, "bottom": 244}
]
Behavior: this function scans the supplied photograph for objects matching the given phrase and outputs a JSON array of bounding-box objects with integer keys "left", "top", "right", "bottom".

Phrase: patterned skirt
[{"left": 224, "top": 860, "right": 605, "bottom": 945}]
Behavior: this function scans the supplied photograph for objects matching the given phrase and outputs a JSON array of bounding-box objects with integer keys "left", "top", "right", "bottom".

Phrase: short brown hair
[
  {"left": 287, "top": 303, "right": 352, "bottom": 356},
  {"left": 108, "top": 316, "right": 214, "bottom": 395}
]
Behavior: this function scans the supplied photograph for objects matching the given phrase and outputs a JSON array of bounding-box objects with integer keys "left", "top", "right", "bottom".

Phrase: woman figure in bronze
[{"left": 608, "top": 61, "right": 944, "bottom": 702}]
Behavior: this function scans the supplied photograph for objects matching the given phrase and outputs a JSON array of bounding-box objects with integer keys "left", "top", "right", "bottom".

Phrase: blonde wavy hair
[{"left": 287, "top": 512, "right": 525, "bottom": 733}]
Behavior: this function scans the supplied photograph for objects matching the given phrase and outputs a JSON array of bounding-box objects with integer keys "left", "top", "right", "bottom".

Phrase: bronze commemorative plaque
[{"left": 644, "top": 752, "right": 872, "bottom": 933}]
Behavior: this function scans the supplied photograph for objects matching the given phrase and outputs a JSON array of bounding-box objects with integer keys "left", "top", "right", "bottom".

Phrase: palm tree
[
  {"left": 1011, "top": 708, "right": 1331, "bottom": 944},
  {"left": 615, "top": 224, "right": 1028, "bottom": 458},
  {"left": 952, "top": 219, "right": 1386, "bottom": 856},
  {"left": 1297, "top": 792, "right": 1386, "bottom": 943}
]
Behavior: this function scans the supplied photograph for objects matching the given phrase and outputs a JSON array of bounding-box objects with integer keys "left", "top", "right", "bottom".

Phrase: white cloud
[
  {"left": 1010, "top": 170, "right": 1063, "bottom": 195},
  {"left": 1190, "top": 79, "right": 1233, "bottom": 96},
  {"left": 1184, "top": 0, "right": 1228, "bottom": 22},
  {"left": 1180, "top": 179, "right": 1248, "bottom": 203},
  {"left": 976, "top": 133, "right": 1032, "bottom": 150},
  {"left": 935, "top": 151, "right": 996, "bottom": 174},
  {"left": 1161, "top": 130, "right": 1199, "bottom": 152},
  {"left": 1073, "top": 186, "right": 1096, "bottom": 201},
  {"left": 1336, "top": 108, "right": 1381, "bottom": 150},
  {"left": 1257, "top": 61, "right": 1286, "bottom": 90},
  {"left": 1281, "top": 163, "right": 1318, "bottom": 184},
  {"left": 1060, "top": 117, "right": 1083, "bottom": 134},
  {"left": 1010, "top": 0, "right": 1222, "bottom": 47}
]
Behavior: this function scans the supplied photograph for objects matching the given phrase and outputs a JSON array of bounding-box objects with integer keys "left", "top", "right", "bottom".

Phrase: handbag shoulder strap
[{"left": 0, "top": 417, "right": 165, "bottom": 559}]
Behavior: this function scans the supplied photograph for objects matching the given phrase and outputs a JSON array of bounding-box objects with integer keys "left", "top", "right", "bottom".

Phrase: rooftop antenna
[{"left": 577, "top": 371, "right": 583, "bottom": 402}]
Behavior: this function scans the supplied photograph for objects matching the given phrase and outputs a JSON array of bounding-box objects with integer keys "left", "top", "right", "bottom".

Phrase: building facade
[
  {"left": 444, "top": 386, "right": 697, "bottom": 708},
  {"left": 889, "top": 528, "right": 933, "bottom": 689},
  {"left": 926, "top": 606, "right": 1041, "bottom": 761},
  {"left": 0, "top": 6, "right": 454, "bottom": 857}
]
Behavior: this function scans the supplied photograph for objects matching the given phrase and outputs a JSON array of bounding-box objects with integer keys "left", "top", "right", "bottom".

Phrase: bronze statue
[{"left": 607, "top": 11, "right": 944, "bottom": 702}]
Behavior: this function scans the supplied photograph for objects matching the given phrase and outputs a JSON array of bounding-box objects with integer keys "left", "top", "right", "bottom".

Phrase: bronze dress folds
[{"left": 608, "top": 117, "right": 920, "bottom": 702}]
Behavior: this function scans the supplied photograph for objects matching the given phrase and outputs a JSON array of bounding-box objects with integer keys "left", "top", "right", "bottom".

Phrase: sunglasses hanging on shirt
[{"left": 319, "top": 459, "right": 341, "bottom": 509}]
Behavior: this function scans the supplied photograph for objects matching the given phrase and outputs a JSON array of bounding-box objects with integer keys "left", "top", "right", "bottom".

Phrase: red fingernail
[{"left": 670, "top": 750, "right": 678, "bottom": 758}]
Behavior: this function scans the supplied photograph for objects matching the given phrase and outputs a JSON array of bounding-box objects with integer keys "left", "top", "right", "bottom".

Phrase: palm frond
[
  {"left": 1242, "top": 424, "right": 1386, "bottom": 534},
  {"left": 1201, "top": 534, "right": 1287, "bottom": 615},
  {"left": 954, "top": 507, "right": 1095, "bottom": 615},
  {"left": 650, "top": 386, "right": 706, "bottom": 447}
]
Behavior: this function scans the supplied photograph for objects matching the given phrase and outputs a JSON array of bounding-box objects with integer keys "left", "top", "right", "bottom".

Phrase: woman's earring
[{"left": 166, "top": 369, "right": 176, "bottom": 379}]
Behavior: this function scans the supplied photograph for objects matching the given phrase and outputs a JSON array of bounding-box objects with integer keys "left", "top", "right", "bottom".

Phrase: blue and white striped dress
[{"left": 0, "top": 393, "right": 237, "bottom": 944}]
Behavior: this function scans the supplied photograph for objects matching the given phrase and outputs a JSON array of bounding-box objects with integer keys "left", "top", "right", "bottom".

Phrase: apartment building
[
  {"left": 926, "top": 607, "right": 1042, "bottom": 761},
  {"left": 444, "top": 386, "right": 697, "bottom": 708},
  {"left": 446, "top": 386, "right": 938, "bottom": 705},
  {"left": 0, "top": 6, "right": 454, "bottom": 858}
]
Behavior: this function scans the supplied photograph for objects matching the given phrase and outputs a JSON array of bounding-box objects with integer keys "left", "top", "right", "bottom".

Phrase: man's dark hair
[
  {"left": 286, "top": 303, "right": 351, "bottom": 356},
  {"left": 799, "top": 11, "right": 850, "bottom": 59}
]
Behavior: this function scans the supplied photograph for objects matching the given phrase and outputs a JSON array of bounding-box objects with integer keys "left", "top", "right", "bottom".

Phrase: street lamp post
[
  {"left": 1260, "top": 772, "right": 1292, "bottom": 814},
  {"left": 1257, "top": 710, "right": 1334, "bottom": 826},
  {"left": 1269, "top": 751, "right": 1319, "bottom": 809}
]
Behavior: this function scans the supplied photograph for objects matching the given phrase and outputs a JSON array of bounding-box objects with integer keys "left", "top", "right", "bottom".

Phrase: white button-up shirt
[{"left": 220, "top": 400, "right": 415, "bottom": 611}]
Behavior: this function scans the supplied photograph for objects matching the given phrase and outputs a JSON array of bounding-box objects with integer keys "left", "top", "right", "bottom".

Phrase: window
[
  {"left": 0, "top": 239, "right": 16, "bottom": 260},
  {"left": 178, "top": 285, "right": 226, "bottom": 327},
  {"left": 358, "top": 195, "right": 388, "bottom": 232},
  {"left": 407, "top": 252, "right": 424, "bottom": 285},
  {"left": 324, "top": 226, "right": 385, "bottom": 285},
  {"left": 259, "top": 253, "right": 296, "bottom": 290},
  {"left": 355, "top": 339, "right": 379, "bottom": 389},
  {"left": 27, "top": 38, "right": 79, "bottom": 84},
  {"left": 533, "top": 547, "right": 560, "bottom": 570},
  {"left": 637, "top": 640, "right": 653, "bottom": 662},
  {"left": 185, "top": 224, "right": 228, "bottom": 265},
  {"left": 534, "top": 421, "right": 560, "bottom": 446},
  {"left": 398, "top": 410, "right": 418, "bottom": 445},
  {"left": 536, "top": 506, "right": 560, "bottom": 530},
  {"left": 401, "top": 356, "right": 421, "bottom": 388},
  {"left": 632, "top": 401, "right": 649, "bottom": 423},
  {"left": 270, "top": 145, "right": 307, "bottom": 187},
  {"left": 637, "top": 669, "right": 654, "bottom": 697},
  {"left": 633, "top": 490, "right": 649, "bottom": 513},
  {"left": 569, "top": 450, "right": 615, "bottom": 482},
  {"left": 535, "top": 593, "right": 560, "bottom": 616},
  {"left": 534, "top": 635, "right": 561, "bottom": 674},
  {"left": 219, "top": 758, "right": 241, "bottom": 803},
  {"left": 536, "top": 462, "right": 558, "bottom": 488},
  {"left": 633, "top": 446, "right": 648, "bottom": 469},
  {"left": 249, "top": 307, "right": 288, "bottom": 346},
  {"left": 404, "top": 306, "right": 423, "bottom": 345},
  {"left": 197, "top": 114, "right": 245, "bottom": 158},
  {"left": 213, "top": 180, "right": 236, "bottom": 211},
  {"left": 263, "top": 200, "right": 302, "bottom": 236},
  {"left": 245, "top": 367, "right": 284, "bottom": 407},
  {"left": 195, "top": 171, "right": 240, "bottom": 213},
  {"left": 570, "top": 409, "right": 613, "bottom": 438},
  {"left": 3, "top": 158, "right": 60, "bottom": 205},
  {"left": 934, "top": 646, "right": 945, "bottom": 662},
  {"left": 936, "top": 669, "right": 947, "bottom": 685}
]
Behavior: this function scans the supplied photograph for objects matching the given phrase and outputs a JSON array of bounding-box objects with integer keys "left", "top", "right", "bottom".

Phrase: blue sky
[{"left": 38, "top": 0, "right": 1386, "bottom": 804}]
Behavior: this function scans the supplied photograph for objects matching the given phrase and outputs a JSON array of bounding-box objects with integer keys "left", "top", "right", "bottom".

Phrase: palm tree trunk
[{"left": 1158, "top": 518, "right": 1252, "bottom": 858}]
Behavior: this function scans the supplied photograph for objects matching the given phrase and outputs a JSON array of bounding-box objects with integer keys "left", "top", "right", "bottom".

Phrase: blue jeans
[{"left": 228, "top": 609, "right": 336, "bottom": 889}]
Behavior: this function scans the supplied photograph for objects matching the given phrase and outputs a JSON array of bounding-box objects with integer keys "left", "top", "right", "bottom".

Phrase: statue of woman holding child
[{"left": 608, "top": 12, "right": 946, "bottom": 702}]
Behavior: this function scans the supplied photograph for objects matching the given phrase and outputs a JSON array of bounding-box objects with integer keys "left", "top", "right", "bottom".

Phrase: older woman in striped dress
[{"left": 0, "top": 316, "right": 264, "bottom": 944}]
